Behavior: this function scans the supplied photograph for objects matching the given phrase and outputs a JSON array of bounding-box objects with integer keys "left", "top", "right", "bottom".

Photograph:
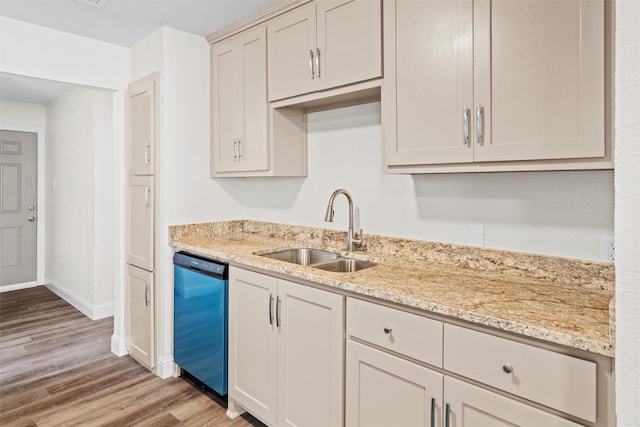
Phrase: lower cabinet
[
  {"left": 228, "top": 267, "right": 344, "bottom": 427},
  {"left": 346, "top": 342, "right": 582, "bottom": 427},
  {"left": 346, "top": 297, "right": 595, "bottom": 427},
  {"left": 126, "top": 264, "right": 155, "bottom": 369}
]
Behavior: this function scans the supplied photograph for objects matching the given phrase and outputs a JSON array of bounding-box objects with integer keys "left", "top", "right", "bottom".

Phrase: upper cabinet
[
  {"left": 126, "top": 77, "right": 156, "bottom": 176},
  {"left": 211, "top": 25, "right": 270, "bottom": 174},
  {"left": 383, "top": 0, "right": 611, "bottom": 173},
  {"left": 267, "top": 0, "right": 382, "bottom": 101}
]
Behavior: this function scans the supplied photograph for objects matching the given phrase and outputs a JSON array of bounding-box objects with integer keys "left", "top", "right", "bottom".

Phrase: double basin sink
[{"left": 257, "top": 248, "right": 377, "bottom": 273}]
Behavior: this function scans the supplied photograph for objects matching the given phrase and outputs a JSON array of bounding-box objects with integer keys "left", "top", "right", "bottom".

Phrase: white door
[{"left": 0, "top": 130, "right": 37, "bottom": 286}]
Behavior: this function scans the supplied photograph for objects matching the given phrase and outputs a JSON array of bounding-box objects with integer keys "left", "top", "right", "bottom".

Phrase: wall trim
[
  {"left": 45, "top": 278, "right": 114, "bottom": 320},
  {"left": 156, "top": 354, "right": 176, "bottom": 379},
  {"left": 111, "top": 334, "right": 128, "bottom": 357},
  {"left": 0, "top": 281, "right": 38, "bottom": 292}
]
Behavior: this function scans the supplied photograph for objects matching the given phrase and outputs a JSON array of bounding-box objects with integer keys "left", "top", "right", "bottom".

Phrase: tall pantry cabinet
[{"left": 125, "top": 73, "right": 158, "bottom": 370}]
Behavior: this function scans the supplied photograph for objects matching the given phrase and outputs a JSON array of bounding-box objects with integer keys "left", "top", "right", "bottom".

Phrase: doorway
[{"left": 0, "top": 129, "right": 38, "bottom": 286}]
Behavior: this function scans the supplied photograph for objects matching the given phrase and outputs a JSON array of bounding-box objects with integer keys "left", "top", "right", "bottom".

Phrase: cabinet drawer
[
  {"left": 347, "top": 298, "right": 443, "bottom": 367},
  {"left": 444, "top": 324, "right": 596, "bottom": 422}
]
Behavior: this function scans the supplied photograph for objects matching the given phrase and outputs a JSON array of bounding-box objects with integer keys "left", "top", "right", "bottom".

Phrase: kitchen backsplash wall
[{"left": 219, "top": 102, "right": 614, "bottom": 262}]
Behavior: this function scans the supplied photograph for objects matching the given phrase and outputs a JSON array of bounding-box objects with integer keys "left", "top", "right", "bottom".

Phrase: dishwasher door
[{"left": 173, "top": 252, "right": 228, "bottom": 396}]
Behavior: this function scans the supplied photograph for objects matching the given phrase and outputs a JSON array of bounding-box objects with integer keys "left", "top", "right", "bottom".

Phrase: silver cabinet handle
[
  {"left": 28, "top": 205, "right": 36, "bottom": 211},
  {"left": 144, "top": 284, "right": 149, "bottom": 306},
  {"left": 237, "top": 139, "right": 242, "bottom": 160},
  {"left": 276, "top": 296, "right": 281, "bottom": 327},
  {"left": 503, "top": 363, "right": 513, "bottom": 374},
  {"left": 445, "top": 403, "right": 451, "bottom": 427},
  {"left": 309, "top": 49, "right": 315, "bottom": 79},
  {"left": 144, "top": 141, "right": 151, "bottom": 165},
  {"left": 463, "top": 106, "right": 470, "bottom": 145},
  {"left": 476, "top": 104, "right": 484, "bottom": 145},
  {"left": 430, "top": 398, "right": 436, "bottom": 427},
  {"left": 269, "top": 293, "right": 274, "bottom": 325},
  {"left": 144, "top": 186, "right": 150, "bottom": 207},
  {"left": 316, "top": 48, "right": 321, "bottom": 78},
  {"left": 383, "top": 326, "right": 392, "bottom": 334},
  {"left": 28, "top": 216, "right": 36, "bottom": 222},
  {"left": 233, "top": 140, "right": 238, "bottom": 160}
]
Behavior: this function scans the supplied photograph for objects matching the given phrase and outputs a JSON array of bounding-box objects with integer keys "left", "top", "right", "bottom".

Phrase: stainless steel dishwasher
[{"left": 173, "top": 252, "right": 228, "bottom": 396}]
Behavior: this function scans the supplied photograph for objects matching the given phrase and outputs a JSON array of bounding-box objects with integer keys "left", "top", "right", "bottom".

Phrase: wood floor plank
[{"left": 0, "top": 286, "right": 264, "bottom": 427}]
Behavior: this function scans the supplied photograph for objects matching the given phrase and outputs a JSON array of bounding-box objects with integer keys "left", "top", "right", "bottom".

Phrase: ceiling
[{"left": 0, "top": 0, "right": 279, "bottom": 104}]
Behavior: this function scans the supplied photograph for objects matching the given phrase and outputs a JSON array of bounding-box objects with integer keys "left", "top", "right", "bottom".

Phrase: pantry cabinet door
[
  {"left": 316, "top": 0, "right": 382, "bottom": 91},
  {"left": 126, "top": 75, "right": 155, "bottom": 176},
  {"left": 267, "top": 2, "right": 316, "bottom": 101},
  {"left": 126, "top": 176, "right": 154, "bottom": 271},
  {"left": 474, "top": 0, "right": 604, "bottom": 162},
  {"left": 384, "top": 0, "right": 474, "bottom": 167},
  {"left": 126, "top": 265, "right": 155, "bottom": 369}
]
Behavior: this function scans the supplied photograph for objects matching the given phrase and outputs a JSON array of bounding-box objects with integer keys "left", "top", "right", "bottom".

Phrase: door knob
[
  {"left": 28, "top": 216, "right": 36, "bottom": 222},
  {"left": 28, "top": 205, "right": 36, "bottom": 211}
]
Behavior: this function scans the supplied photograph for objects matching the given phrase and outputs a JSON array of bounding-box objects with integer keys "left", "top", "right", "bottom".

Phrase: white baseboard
[
  {"left": 157, "top": 354, "right": 176, "bottom": 379},
  {"left": 0, "top": 281, "right": 38, "bottom": 292},
  {"left": 45, "top": 278, "right": 114, "bottom": 320},
  {"left": 111, "top": 334, "right": 128, "bottom": 357}
]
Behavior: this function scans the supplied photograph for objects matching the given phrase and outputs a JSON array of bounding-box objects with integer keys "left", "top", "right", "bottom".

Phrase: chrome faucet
[{"left": 324, "top": 189, "right": 364, "bottom": 252}]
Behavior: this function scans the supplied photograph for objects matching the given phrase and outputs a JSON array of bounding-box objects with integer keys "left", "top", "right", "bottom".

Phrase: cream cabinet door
[
  {"left": 126, "top": 265, "right": 155, "bottom": 369},
  {"left": 267, "top": 2, "right": 316, "bottom": 101},
  {"left": 126, "top": 176, "right": 153, "bottom": 271},
  {"left": 126, "top": 75, "right": 156, "bottom": 176},
  {"left": 384, "top": 0, "right": 474, "bottom": 166},
  {"left": 228, "top": 268, "right": 278, "bottom": 426},
  {"left": 444, "top": 376, "right": 584, "bottom": 427},
  {"left": 268, "top": 0, "right": 382, "bottom": 101},
  {"left": 316, "top": 0, "right": 382, "bottom": 91},
  {"left": 474, "top": 0, "right": 604, "bottom": 162},
  {"left": 276, "top": 279, "right": 344, "bottom": 427},
  {"left": 211, "top": 25, "right": 269, "bottom": 174},
  {"left": 346, "top": 340, "right": 444, "bottom": 427}
]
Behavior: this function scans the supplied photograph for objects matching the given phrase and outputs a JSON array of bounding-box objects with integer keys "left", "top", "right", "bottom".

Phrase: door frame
[{"left": 0, "top": 124, "right": 45, "bottom": 291}]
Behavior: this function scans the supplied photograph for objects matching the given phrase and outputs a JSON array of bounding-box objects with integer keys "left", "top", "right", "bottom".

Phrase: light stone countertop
[{"left": 169, "top": 220, "right": 615, "bottom": 357}]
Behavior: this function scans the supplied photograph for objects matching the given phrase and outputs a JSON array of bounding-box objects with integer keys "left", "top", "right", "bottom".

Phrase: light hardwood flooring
[{"left": 0, "top": 286, "right": 263, "bottom": 426}]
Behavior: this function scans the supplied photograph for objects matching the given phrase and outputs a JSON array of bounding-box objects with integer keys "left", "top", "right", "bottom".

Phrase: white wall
[
  {"left": 227, "top": 102, "right": 614, "bottom": 261},
  {"left": 615, "top": 0, "right": 640, "bottom": 424},
  {"left": 0, "top": 100, "right": 47, "bottom": 287},
  {"left": 45, "top": 88, "right": 114, "bottom": 315},
  {"left": 0, "top": 17, "right": 127, "bottom": 90}
]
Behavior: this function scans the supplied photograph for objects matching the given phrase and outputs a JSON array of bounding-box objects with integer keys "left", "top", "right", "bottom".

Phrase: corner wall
[
  {"left": 614, "top": 0, "right": 640, "bottom": 423},
  {"left": 44, "top": 88, "right": 115, "bottom": 318}
]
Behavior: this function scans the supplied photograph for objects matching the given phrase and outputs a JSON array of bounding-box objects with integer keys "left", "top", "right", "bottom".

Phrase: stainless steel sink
[
  {"left": 258, "top": 248, "right": 340, "bottom": 266},
  {"left": 257, "top": 248, "right": 377, "bottom": 273},
  {"left": 312, "top": 258, "right": 377, "bottom": 273}
]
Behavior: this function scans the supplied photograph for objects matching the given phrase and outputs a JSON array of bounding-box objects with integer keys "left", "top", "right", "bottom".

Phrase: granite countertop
[{"left": 169, "top": 220, "right": 615, "bottom": 357}]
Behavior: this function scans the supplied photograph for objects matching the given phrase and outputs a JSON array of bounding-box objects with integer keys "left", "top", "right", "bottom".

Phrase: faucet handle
[{"left": 354, "top": 228, "right": 365, "bottom": 251}]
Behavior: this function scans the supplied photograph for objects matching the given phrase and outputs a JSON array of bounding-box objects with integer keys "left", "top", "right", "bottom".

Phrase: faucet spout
[{"left": 324, "top": 189, "right": 363, "bottom": 252}]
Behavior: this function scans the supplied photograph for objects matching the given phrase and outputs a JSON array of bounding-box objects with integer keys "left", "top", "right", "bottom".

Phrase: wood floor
[{"left": 0, "top": 286, "right": 263, "bottom": 427}]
